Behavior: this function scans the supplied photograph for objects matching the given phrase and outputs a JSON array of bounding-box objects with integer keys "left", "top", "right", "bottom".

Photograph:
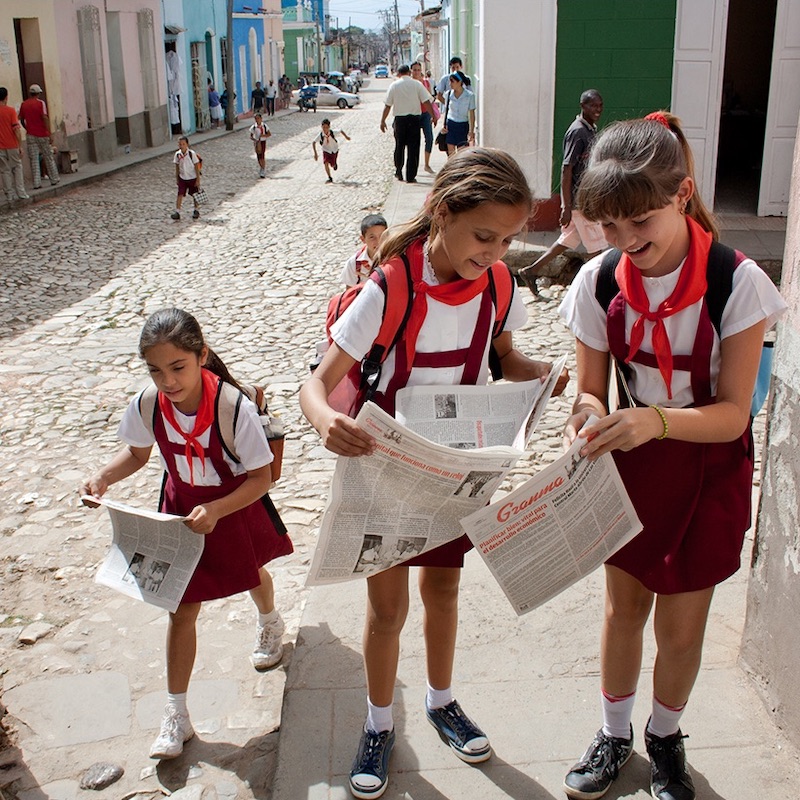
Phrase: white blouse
[
  {"left": 559, "top": 252, "right": 787, "bottom": 407},
  {"left": 118, "top": 391, "right": 272, "bottom": 486}
]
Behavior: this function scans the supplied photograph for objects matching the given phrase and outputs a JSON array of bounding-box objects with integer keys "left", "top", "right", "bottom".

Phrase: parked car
[
  {"left": 374, "top": 64, "right": 390, "bottom": 78},
  {"left": 292, "top": 83, "right": 360, "bottom": 109}
]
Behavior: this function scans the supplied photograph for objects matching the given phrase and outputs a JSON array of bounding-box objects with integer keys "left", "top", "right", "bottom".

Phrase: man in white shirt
[{"left": 380, "top": 64, "right": 434, "bottom": 183}]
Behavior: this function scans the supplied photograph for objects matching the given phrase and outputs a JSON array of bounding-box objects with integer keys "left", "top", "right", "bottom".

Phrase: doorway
[
  {"left": 14, "top": 18, "right": 45, "bottom": 97},
  {"left": 714, "top": 0, "right": 778, "bottom": 213}
]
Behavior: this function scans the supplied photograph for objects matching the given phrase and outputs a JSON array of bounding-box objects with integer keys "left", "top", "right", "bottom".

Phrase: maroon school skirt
[
  {"left": 608, "top": 427, "right": 754, "bottom": 594},
  {"left": 161, "top": 475, "right": 293, "bottom": 603}
]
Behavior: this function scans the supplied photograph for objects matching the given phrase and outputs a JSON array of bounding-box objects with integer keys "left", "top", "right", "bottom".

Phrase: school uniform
[
  {"left": 559, "top": 244, "right": 787, "bottom": 594},
  {"left": 338, "top": 245, "right": 374, "bottom": 286},
  {"left": 118, "top": 379, "right": 292, "bottom": 602},
  {"left": 331, "top": 236, "right": 527, "bottom": 567}
]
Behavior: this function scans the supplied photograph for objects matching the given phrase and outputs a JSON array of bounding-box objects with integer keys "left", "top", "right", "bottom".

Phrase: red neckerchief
[
  {"left": 158, "top": 368, "right": 219, "bottom": 485},
  {"left": 615, "top": 215, "right": 712, "bottom": 399},
  {"left": 402, "top": 238, "right": 491, "bottom": 367}
]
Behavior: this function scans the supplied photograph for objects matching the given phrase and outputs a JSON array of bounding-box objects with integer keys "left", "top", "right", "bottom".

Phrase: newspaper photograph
[
  {"left": 394, "top": 354, "right": 569, "bottom": 450},
  {"left": 306, "top": 402, "right": 522, "bottom": 586},
  {"left": 87, "top": 496, "right": 204, "bottom": 613},
  {"left": 460, "top": 421, "right": 643, "bottom": 615}
]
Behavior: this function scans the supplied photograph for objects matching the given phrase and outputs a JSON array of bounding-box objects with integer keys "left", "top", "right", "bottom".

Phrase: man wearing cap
[
  {"left": 19, "top": 84, "right": 60, "bottom": 189},
  {"left": 0, "top": 87, "right": 29, "bottom": 205}
]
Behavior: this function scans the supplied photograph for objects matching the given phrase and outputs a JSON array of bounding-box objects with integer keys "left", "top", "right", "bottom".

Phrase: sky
[{"left": 325, "top": 0, "right": 422, "bottom": 32}]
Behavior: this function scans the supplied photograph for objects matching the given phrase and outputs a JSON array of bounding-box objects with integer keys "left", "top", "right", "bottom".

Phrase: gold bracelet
[{"left": 650, "top": 404, "right": 669, "bottom": 440}]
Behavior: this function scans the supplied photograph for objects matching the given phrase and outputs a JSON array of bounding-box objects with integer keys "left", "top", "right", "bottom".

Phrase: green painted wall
[{"left": 553, "top": 0, "right": 677, "bottom": 191}]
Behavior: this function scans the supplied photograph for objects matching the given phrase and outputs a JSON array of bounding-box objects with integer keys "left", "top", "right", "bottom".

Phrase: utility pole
[
  {"left": 314, "top": 7, "right": 322, "bottom": 78},
  {"left": 394, "top": 0, "right": 401, "bottom": 66},
  {"left": 419, "top": 0, "right": 426, "bottom": 66}
]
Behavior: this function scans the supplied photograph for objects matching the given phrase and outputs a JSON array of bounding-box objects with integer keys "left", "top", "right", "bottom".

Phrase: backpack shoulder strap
[
  {"left": 488, "top": 262, "right": 515, "bottom": 338},
  {"left": 137, "top": 385, "right": 159, "bottom": 438},
  {"left": 368, "top": 252, "right": 415, "bottom": 360},
  {"left": 704, "top": 240, "right": 737, "bottom": 338},
  {"left": 214, "top": 380, "right": 244, "bottom": 464},
  {"left": 595, "top": 248, "right": 623, "bottom": 311}
]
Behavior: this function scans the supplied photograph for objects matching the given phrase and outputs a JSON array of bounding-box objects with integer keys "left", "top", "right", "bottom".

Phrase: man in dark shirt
[
  {"left": 521, "top": 89, "right": 607, "bottom": 284},
  {"left": 250, "top": 82, "right": 266, "bottom": 114}
]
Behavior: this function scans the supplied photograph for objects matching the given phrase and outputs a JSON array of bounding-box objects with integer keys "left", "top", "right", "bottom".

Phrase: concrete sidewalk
[{"left": 271, "top": 162, "right": 799, "bottom": 799}]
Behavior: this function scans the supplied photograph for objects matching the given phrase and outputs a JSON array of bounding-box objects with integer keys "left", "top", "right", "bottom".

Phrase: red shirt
[
  {"left": 0, "top": 105, "right": 21, "bottom": 149},
  {"left": 19, "top": 97, "right": 50, "bottom": 138}
]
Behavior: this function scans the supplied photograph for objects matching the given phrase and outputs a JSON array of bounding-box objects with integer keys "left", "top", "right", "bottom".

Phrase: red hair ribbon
[{"left": 645, "top": 111, "right": 671, "bottom": 130}]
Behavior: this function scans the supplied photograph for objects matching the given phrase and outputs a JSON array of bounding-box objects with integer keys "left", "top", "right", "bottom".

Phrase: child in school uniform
[
  {"left": 249, "top": 113, "right": 271, "bottom": 178},
  {"left": 559, "top": 112, "right": 787, "bottom": 800},
  {"left": 171, "top": 136, "right": 201, "bottom": 220},
  {"left": 312, "top": 118, "right": 351, "bottom": 182},
  {"left": 82, "top": 308, "right": 293, "bottom": 760},
  {"left": 339, "top": 213, "right": 388, "bottom": 288},
  {"left": 300, "top": 147, "right": 568, "bottom": 799}
]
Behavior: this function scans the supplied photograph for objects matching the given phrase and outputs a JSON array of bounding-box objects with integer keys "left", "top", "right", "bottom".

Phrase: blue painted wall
[{"left": 179, "top": 0, "right": 228, "bottom": 131}]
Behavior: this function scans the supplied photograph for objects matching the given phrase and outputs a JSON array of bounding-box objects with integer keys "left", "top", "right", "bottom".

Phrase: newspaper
[
  {"left": 305, "top": 402, "right": 521, "bottom": 585},
  {"left": 460, "top": 420, "right": 642, "bottom": 616},
  {"left": 395, "top": 354, "right": 569, "bottom": 449},
  {"left": 88, "top": 497, "right": 204, "bottom": 613}
]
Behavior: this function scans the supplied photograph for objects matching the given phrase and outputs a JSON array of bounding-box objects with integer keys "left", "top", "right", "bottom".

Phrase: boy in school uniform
[
  {"left": 171, "top": 136, "right": 201, "bottom": 220},
  {"left": 313, "top": 118, "right": 351, "bottom": 183},
  {"left": 339, "top": 213, "right": 388, "bottom": 287}
]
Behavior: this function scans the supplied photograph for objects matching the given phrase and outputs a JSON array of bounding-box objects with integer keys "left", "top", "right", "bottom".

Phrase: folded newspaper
[
  {"left": 87, "top": 497, "right": 204, "bottom": 613},
  {"left": 461, "top": 419, "right": 642, "bottom": 615},
  {"left": 395, "top": 354, "right": 568, "bottom": 450},
  {"left": 305, "top": 402, "right": 522, "bottom": 585}
]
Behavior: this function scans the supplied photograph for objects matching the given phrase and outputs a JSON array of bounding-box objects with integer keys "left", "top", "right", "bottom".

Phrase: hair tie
[{"left": 645, "top": 111, "right": 671, "bottom": 130}]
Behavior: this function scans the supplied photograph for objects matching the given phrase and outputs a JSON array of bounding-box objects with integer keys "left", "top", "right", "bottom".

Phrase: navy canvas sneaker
[
  {"left": 349, "top": 727, "right": 395, "bottom": 799},
  {"left": 645, "top": 726, "right": 695, "bottom": 800},
  {"left": 425, "top": 699, "right": 491, "bottom": 763},
  {"left": 563, "top": 726, "right": 634, "bottom": 799}
]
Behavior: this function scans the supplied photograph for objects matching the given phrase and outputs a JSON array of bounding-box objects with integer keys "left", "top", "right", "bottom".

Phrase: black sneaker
[
  {"left": 645, "top": 726, "right": 695, "bottom": 800},
  {"left": 563, "top": 726, "right": 633, "bottom": 799},
  {"left": 426, "top": 699, "right": 491, "bottom": 763},
  {"left": 170, "top": 210, "right": 180, "bottom": 220},
  {"left": 349, "top": 727, "right": 395, "bottom": 799},
  {"left": 192, "top": 208, "right": 200, "bottom": 219}
]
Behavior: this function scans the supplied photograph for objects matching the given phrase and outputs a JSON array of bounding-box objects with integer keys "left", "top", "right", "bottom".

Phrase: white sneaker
[
  {"left": 251, "top": 613, "right": 285, "bottom": 670},
  {"left": 149, "top": 703, "right": 194, "bottom": 759}
]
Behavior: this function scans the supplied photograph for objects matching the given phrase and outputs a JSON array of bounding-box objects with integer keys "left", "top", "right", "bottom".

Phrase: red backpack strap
[
  {"left": 358, "top": 253, "right": 414, "bottom": 405},
  {"left": 368, "top": 253, "right": 414, "bottom": 355},
  {"left": 488, "top": 261, "right": 515, "bottom": 339}
]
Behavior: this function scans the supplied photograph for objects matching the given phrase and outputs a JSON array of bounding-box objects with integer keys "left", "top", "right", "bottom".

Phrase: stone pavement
[
  {"left": 0, "top": 82, "right": 400, "bottom": 800},
  {"left": 0, "top": 79, "right": 797, "bottom": 800}
]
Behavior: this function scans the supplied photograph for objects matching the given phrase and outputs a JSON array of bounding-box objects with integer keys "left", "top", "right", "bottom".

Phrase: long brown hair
[
  {"left": 378, "top": 147, "right": 532, "bottom": 264},
  {"left": 139, "top": 308, "right": 242, "bottom": 390},
  {"left": 577, "top": 112, "right": 718, "bottom": 239}
]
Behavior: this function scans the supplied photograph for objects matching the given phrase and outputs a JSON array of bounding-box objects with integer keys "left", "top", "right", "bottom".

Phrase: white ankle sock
[
  {"left": 366, "top": 699, "right": 393, "bottom": 733},
  {"left": 601, "top": 689, "right": 636, "bottom": 739},
  {"left": 167, "top": 691, "right": 188, "bottom": 715},
  {"left": 426, "top": 684, "right": 453, "bottom": 711},
  {"left": 258, "top": 608, "right": 279, "bottom": 626},
  {"left": 647, "top": 696, "right": 686, "bottom": 738}
]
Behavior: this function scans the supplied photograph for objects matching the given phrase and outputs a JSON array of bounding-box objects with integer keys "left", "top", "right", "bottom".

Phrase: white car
[{"left": 292, "top": 83, "right": 361, "bottom": 109}]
